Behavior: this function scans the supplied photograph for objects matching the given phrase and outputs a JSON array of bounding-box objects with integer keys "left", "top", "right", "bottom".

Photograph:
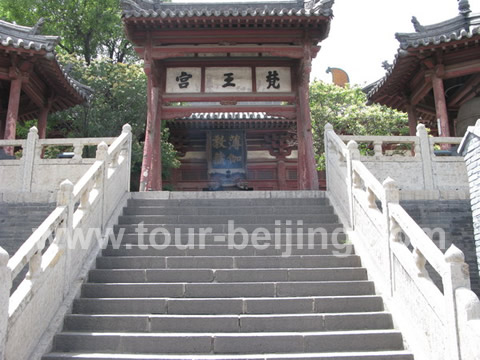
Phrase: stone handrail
[
  {"left": 37, "top": 137, "right": 115, "bottom": 161},
  {"left": 340, "top": 134, "right": 419, "bottom": 157},
  {"left": 339, "top": 133, "right": 463, "bottom": 157},
  {"left": 352, "top": 160, "right": 384, "bottom": 204},
  {"left": 0, "top": 139, "right": 26, "bottom": 148},
  {"left": 8, "top": 206, "right": 67, "bottom": 281},
  {"left": 0, "top": 127, "right": 118, "bottom": 193},
  {"left": 337, "top": 125, "right": 468, "bottom": 199},
  {"left": 0, "top": 124, "right": 132, "bottom": 360},
  {"left": 325, "top": 123, "right": 479, "bottom": 360}
]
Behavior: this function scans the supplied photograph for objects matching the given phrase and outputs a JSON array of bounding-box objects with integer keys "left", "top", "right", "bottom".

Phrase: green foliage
[
  {"left": 44, "top": 55, "right": 179, "bottom": 190},
  {"left": 162, "top": 127, "right": 181, "bottom": 180},
  {"left": 0, "top": 0, "right": 134, "bottom": 64},
  {"left": 309, "top": 81, "right": 409, "bottom": 169},
  {"left": 15, "top": 120, "right": 37, "bottom": 139}
]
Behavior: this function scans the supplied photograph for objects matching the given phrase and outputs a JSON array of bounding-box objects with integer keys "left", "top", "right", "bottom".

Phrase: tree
[
  {"left": 309, "top": 81, "right": 409, "bottom": 169},
  {"left": 22, "top": 55, "right": 180, "bottom": 190},
  {"left": 0, "top": 0, "right": 134, "bottom": 64}
]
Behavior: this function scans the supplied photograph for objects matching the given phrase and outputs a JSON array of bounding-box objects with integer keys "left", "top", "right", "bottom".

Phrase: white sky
[{"left": 172, "top": 0, "right": 480, "bottom": 86}]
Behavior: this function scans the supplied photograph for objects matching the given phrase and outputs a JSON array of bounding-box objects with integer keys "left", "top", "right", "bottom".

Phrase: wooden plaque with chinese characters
[{"left": 165, "top": 67, "right": 292, "bottom": 94}]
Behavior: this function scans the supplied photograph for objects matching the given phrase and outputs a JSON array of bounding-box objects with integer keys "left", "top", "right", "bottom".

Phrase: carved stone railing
[
  {"left": 0, "top": 125, "right": 132, "bottom": 360},
  {"left": 0, "top": 127, "right": 115, "bottom": 193},
  {"left": 325, "top": 123, "right": 480, "bottom": 360},
  {"left": 339, "top": 124, "right": 468, "bottom": 199}
]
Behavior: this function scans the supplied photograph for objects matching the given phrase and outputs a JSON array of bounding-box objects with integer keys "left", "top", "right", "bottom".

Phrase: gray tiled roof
[
  {"left": 395, "top": 12, "right": 480, "bottom": 50},
  {"left": 0, "top": 19, "right": 59, "bottom": 54},
  {"left": 367, "top": 8, "right": 480, "bottom": 102},
  {"left": 0, "top": 19, "right": 92, "bottom": 103},
  {"left": 121, "top": 0, "right": 334, "bottom": 19},
  {"left": 167, "top": 112, "right": 295, "bottom": 129},
  {"left": 181, "top": 112, "right": 286, "bottom": 120}
]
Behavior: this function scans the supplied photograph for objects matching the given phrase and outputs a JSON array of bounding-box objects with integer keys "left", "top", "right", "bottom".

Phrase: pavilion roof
[
  {"left": 0, "top": 20, "right": 92, "bottom": 120},
  {"left": 367, "top": 3, "right": 480, "bottom": 121},
  {"left": 0, "top": 20, "right": 59, "bottom": 54},
  {"left": 121, "top": 0, "right": 334, "bottom": 19},
  {"left": 395, "top": 12, "right": 480, "bottom": 50}
]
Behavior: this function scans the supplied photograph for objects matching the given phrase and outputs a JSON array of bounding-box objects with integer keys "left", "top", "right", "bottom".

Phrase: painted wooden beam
[
  {"left": 447, "top": 74, "right": 480, "bottom": 108},
  {"left": 162, "top": 93, "right": 296, "bottom": 103},
  {"left": 411, "top": 79, "right": 433, "bottom": 106},
  {"left": 144, "top": 45, "right": 305, "bottom": 60}
]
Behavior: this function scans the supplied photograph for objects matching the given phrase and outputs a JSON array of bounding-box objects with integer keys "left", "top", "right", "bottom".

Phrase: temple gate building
[
  {"left": 367, "top": 0, "right": 480, "bottom": 138},
  {"left": 121, "top": 0, "right": 334, "bottom": 191},
  {"left": 0, "top": 19, "right": 91, "bottom": 154}
]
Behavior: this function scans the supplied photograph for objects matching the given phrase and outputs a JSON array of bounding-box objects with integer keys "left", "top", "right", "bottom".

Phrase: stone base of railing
[
  {"left": 399, "top": 189, "right": 470, "bottom": 201},
  {"left": 0, "top": 191, "right": 56, "bottom": 204}
]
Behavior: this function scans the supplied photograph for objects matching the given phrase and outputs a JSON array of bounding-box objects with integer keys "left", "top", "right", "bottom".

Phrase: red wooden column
[
  {"left": 296, "top": 44, "right": 319, "bottom": 190},
  {"left": 150, "top": 94, "right": 163, "bottom": 191},
  {"left": 37, "top": 99, "right": 53, "bottom": 139},
  {"left": 432, "top": 66, "right": 450, "bottom": 138},
  {"left": 406, "top": 103, "right": 418, "bottom": 136},
  {"left": 4, "top": 73, "right": 23, "bottom": 155},
  {"left": 0, "top": 100, "right": 4, "bottom": 139},
  {"left": 0, "top": 118, "right": 5, "bottom": 140},
  {"left": 277, "top": 158, "right": 287, "bottom": 190},
  {"left": 139, "top": 53, "right": 160, "bottom": 191}
]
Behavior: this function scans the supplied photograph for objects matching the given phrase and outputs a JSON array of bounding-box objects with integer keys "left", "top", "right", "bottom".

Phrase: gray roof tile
[
  {"left": 121, "top": 0, "right": 334, "bottom": 19},
  {"left": 368, "top": 9, "right": 480, "bottom": 102},
  {"left": 0, "top": 19, "right": 92, "bottom": 103},
  {"left": 0, "top": 19, "right": 59, "bottom": 54},
  {"left": 395, "top": 12, "right": 480, "bottom": 50}
]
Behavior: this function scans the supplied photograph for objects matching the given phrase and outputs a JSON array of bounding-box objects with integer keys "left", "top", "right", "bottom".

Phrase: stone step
[
  {"left": 52, "top": 330, "right": 405, "bottom": 354},
  {"left": 101, "top": 244, "right": 355, "bottom": 257},
  {"left": 127, "top": 198, "right": 329, "bottom": 207},
  {"left": 117, "top": 214, "right": 339, "bottom": 225},
  {"left": 95, "top": 255, "right": 362, "bottom": 270},
  {"left": 112, "top": 232, "right": 348, "bottom": 245},
  {"left": 88, "top": 268, "right": 368, "bottom": 283},
  {"left": 63, "top": 312, "right": 393, "bottom": 332},
  {"left": 42, "top": 192, "right": 413, "bottom": 360},
  {"left": 81, "top": 281, "right": 375, "bottom": 298},
  {"left": 43, "top": 350, "right": 414, "bottom": 360},
  {"left": 73, "top": 296, "right": 385, "bottom": 315},
  {"left": 123, "top": 205, "right": 335, "bottom": 216},
  {"left": 113, "top": 223, "right": 345, "bottom": 234}
]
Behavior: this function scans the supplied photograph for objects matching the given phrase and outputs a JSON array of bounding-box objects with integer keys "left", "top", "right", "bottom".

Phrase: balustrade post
[
  {"left": 21, "top": 126, "right": 39, "bottom": 192},
  {"left": 346, "top": 140, "right": 360, "bottom": 229},
  {"left": 383, "top": 177, "right": 399, "bottom": 297},
  {"left": 0, "top": 247, "right": 11, "bottom": 360},
  {"left": 96, "top": 142, "right": 109, "bottom": 233},
  {"left": 324, "top": 123, "right": 334, "bottom": 193},
  {"left": 443, "top": 245, "right": 471, "bottom": 360},
  {"left": 412, "top": 247, "right": 429, "bottom": 278},
  {"left": 57, "top": 179, "right": 74, "bottom": 296},
  {"left": 122, "top": 124, "right": 132, "bottom": 192},
  {"left": 373, "top": 141, "right": 382, "bottom": 157},
  {"left": 72, "top": 143, "right": 84, "bottom": 161},
  {"left": 416, "top": 124, "right": 435, "bottom": 190}
]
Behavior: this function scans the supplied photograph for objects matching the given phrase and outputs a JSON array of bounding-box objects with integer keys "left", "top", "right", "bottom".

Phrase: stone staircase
[
  {"left": 0, "top": 201, "right": 55, "bottom": 291},
  {"left": 42, "top": 193, "right": 413, "bottom": 360},
  {"left": 0, "top": 202, "right": 55, "bottom": 256}
]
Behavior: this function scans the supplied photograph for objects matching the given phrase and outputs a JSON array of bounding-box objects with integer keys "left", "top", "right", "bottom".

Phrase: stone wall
[
  {"left": 459, "top": 120, "right": 480, "bottom": 277},
  {"left": 340, "top": 124, "right": 469, "bottom": 200}
]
